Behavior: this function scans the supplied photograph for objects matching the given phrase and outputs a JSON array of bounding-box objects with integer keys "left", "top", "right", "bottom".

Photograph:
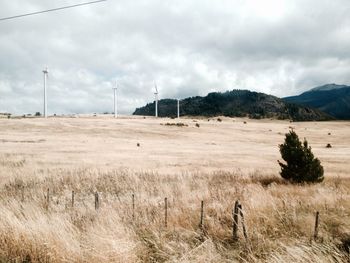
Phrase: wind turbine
[
  {"left": 154, "top": 82, "right": 158, "bottom": 118},
  {"left": 177, "top": 99, "right": 180, "bottom": 119},
  {"left": 112, "top": 81, "right": 118, "bottom": 118},
  {"left": 42, "top": 67, "right": 49, "bottom": 118}
]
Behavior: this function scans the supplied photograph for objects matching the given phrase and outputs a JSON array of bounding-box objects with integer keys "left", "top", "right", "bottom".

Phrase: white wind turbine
[
  {"left": 154, "top": 82, "right": 158, "bottom": 118},
  {"left": 112, "top": 80, "right": 118, "bottom": 118},
  {"left": 42, "top": 67, "right": 49, "bottom": 118}
]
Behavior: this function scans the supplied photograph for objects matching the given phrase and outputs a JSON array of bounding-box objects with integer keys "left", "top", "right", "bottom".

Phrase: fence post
[
  {"left": 238, "top": 203, "right": 248, "bottom": 241},
  {"left": 71, "top": 190, "right": 75, "bottom": 208},
  {"left": 21, "top": 186, "right": 25, "bottom": 202},
  {"left": 164, "top": 197, "right": 168, "bottom": 228},
  {"left": 233, "top": 200, "right": 239, "bottom": 241},
  {"left": 314, "top": 211, "right": 320, "bottom": 240},
  {"left": 200, "top": 200, "right": 204, "bottom": 229},
  {"left": 132, "top": 194, "right": 135, "bottom": 220},
  {"left": 46, "top": 188, "right": 50, "bottom": 210},
  {"left": 95, "top": 192, "right": 99, "bottom": 211}
]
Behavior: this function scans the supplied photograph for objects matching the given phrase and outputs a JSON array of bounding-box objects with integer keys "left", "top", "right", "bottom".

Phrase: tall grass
[{"left": 0, "top": 156, "right": 349, "bottom": 262}]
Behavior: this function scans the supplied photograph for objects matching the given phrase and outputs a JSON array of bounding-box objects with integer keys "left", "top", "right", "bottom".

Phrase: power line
[{"left": 0, "top": 0, "right": 107, "bottom": 22}]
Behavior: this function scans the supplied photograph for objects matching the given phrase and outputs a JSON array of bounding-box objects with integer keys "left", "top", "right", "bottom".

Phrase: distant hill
[
  {"left": 133, "top": 90, "right": 332, "bottom": 121},
  {"left": 284, "top": 84, "right": 350, "bottom": 119}
]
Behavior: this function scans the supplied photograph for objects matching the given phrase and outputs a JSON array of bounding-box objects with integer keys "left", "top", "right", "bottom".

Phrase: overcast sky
[{"left": 0, "top": 0, "right": 349, "bottom": 115}]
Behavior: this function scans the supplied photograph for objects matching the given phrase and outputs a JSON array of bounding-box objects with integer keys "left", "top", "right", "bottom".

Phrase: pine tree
[{"left": 278, "top": 130, "right": 324, "bottom": 183}]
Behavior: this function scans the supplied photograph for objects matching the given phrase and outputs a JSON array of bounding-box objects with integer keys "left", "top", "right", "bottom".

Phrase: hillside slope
[
  {"left": 284, "top": 84, "right": 350, "bottom": 119},
  {"left": 133, "top": 90, "right": 332, "bottom": 121}
]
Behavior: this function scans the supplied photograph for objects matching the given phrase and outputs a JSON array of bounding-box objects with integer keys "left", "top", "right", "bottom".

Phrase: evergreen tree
[{"left": 278, "top": 130, "right": 324, "bottom": 183}]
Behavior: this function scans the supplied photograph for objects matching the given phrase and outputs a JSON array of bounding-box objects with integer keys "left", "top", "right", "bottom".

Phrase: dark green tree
[{"left": 278, "top": 130, "right": 324, "bottom": 183}]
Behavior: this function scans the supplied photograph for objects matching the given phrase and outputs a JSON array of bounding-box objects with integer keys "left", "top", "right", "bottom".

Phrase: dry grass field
[{"left": 0, "top": 116, "right": 349, "bottom": 262}]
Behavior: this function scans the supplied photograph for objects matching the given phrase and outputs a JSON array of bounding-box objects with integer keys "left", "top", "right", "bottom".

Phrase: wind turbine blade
[{"left": 154, "top": 82, "right": 158, "bottom": 93}]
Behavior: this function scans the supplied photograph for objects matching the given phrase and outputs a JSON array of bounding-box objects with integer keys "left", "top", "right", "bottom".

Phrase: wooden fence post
[
  {"left": 132, "top": 194, "right": 135, "bottom": 220},
  {"left": 46, "top": 188, "right": 50, "bottom": 210},
  {"left": 71, "top": 190, "right": 75, "bottom": 208},
  {"left": 95, "top": 192, "right": 99, "bottom": 211},
  {"left": 233, "top": 200, "right": 239, "bottom": 241},
  {"left": 164, "top": 197, "right": 168, "bottom": 228},
  {"left": 200, "top": 200, "right": 204, "bottom": 229},
  {"left": 238, "top": 204, "right": 248, "bottom": 241},
  {"left": 21, "top": 186, "right": 25, "bottom": 202},
  {"left": 314, "top": 211, "right": 320, "bottom": 240}
]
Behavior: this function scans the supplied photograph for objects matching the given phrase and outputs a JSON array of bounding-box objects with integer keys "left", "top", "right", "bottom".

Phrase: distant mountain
[
  {"left": 284, "top": 84, "right": 350, "bottom": 119},
  {"left": 133, "top": 90, "right": 333, "bottom": 121},
  {"left": 310, "top": 83, "right": 348, "bottom": 91}
]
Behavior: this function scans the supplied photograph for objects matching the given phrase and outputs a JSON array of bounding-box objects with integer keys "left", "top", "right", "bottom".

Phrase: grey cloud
[{"left": 0, "top": 0, "right": 350, "bottom": 114}]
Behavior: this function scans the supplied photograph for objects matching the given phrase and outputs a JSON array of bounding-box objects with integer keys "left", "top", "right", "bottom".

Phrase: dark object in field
[
  {"left": 24, "top": 255, "right": 31, "bottom": 263},
  {"left": 326, "top": 143, "right": 332, "bottom": 148},
  {"left": 195, "top": 123, "right": 200, "bottom": 128},
  {"left": 339, "top": 234, "right": 350, "bottom": 253},
  {"left": 244, "top": 121, "right": 247, "bottom": 124},
  {"left": 328, "top": 132, "right": 331, "bottom": 135},
  {"left": 217, "top": 118, "right": 222, "bottom": 122},
  {"left": 137, "top": 143, "right": 140, "bottom": 147},
  {"left": 163, "top": 123, "right": 188, "bottom": 127}
]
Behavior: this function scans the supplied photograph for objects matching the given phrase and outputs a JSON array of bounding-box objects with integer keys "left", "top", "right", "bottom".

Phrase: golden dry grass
[{"left": 0, "top": 116, "right": 349, "bottom": 262}]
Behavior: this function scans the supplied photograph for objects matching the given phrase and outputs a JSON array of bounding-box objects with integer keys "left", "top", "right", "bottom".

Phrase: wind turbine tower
[
  {"left": 177, "top": 99, "right": 180, "bottom": 119},
  {"left": 43, "top": 67, "right": 49, "bottom": 118},
  {"left": 154, "top": 82, "right": 159, "bottom": 118},
  {"left": 112, "top": 81, "right": 118, "bottom": 118}
]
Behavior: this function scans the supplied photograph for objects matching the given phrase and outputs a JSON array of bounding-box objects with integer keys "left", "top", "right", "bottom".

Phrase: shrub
[
  {"left": 195, "top": 123, "right": 200, "bottom": 128},
  {"left": 278, "top": 130, "right": 324, "bottom": 183}
]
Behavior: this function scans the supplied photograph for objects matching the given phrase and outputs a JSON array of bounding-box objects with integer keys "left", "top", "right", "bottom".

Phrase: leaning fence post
[
  {"left": 200, "top": 200, "right": 204, "bottom": 229},
  {"left": 233, "top": 200, "right": 240, "bottom": 241},
  {"left": 238, "top": 203, "right": 248, "bottom": 241},
  {"left": 164, "top": 197, "right": 168, "bottom": 228},
  {"left": 71, "top": 190, "right": 75, "bottom": 208},
  {"left": 95, "top": 192, "right": 99, "bottom": 211},
  {"left": 314, "top": 211, "right": 320, "bottom": 240}
]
